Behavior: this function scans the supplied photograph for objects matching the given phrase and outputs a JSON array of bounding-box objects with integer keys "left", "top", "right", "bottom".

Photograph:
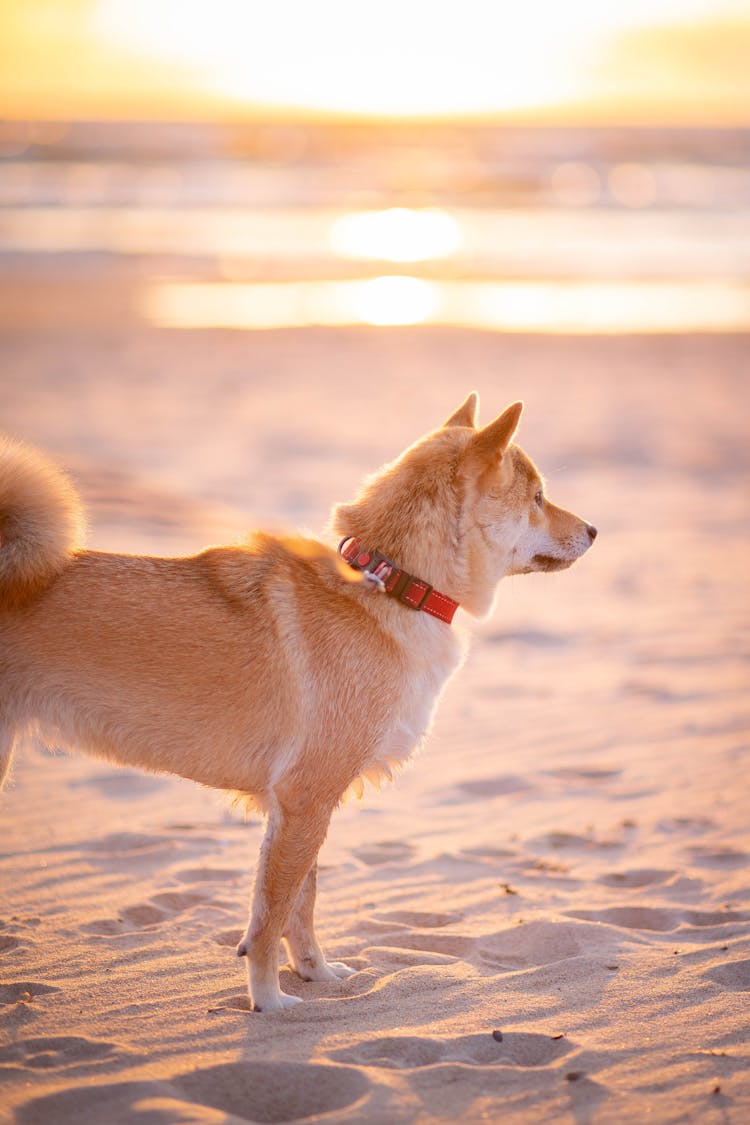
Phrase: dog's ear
[
  {"left": 444, "top": 392, "right": 479, "bottom": 429},
  {"left": 468, "top": 401, "right": 523, "bottom": 465}
]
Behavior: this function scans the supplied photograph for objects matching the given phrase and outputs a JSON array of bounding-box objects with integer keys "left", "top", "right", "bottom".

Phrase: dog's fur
[{"left": 0, "top": 395, "right": 595, "bottom": 1011}]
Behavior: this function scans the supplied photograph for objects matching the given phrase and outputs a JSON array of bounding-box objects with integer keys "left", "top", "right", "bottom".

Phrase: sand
[{"left": 1, "top": 258, "right": 749, "bottom": 1123}]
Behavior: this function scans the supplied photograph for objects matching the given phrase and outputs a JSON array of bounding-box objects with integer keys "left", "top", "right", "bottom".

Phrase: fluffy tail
[{"left": 0, "top": 436, "right": 85, "bottom": 609}]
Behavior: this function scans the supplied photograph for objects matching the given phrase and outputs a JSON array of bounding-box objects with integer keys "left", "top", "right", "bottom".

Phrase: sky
[{"left": 1, "top": 0, "right": 749, "bottom": 123}]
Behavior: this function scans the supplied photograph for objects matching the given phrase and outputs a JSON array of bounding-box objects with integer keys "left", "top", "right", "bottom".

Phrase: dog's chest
[{"left": 363, "top": 627, "right": 464, "bottom": 782}]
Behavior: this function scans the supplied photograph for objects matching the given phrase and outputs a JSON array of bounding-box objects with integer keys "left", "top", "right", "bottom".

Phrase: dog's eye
[{"left": 534, "top": 489, "right": 544, "bottom": 508}]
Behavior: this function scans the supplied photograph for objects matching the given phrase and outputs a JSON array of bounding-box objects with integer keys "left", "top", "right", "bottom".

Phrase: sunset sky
[{"left": 1, "top": 0, "right": 749, "bottom": 123}]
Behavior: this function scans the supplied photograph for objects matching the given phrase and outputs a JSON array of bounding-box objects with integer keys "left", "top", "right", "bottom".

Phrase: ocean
[{"left": 1, "top": 120, "right": 749, "bottom": 333}]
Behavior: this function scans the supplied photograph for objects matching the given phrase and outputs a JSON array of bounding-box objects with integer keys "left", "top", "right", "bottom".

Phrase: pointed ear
[
  {"left": 468, "top": 401, "right": 523, "bottom": 465},
  {"left": 444, "top": 392, "right": 479, "bottom": 429}
]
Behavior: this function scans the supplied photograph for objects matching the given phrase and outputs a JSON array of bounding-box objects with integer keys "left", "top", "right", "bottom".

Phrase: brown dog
[{"left": 0, "top": 395, "right": 596, "bottom": 1010}]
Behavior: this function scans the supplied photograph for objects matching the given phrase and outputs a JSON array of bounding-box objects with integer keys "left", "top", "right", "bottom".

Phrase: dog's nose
[{"left": 586, "top": 524, "right": 598, "bottom": 541}]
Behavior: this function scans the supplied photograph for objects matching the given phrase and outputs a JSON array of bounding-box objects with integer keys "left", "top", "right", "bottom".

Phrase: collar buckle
[{"left": 339, "top": 538, "right": 396, "bottom": 589}]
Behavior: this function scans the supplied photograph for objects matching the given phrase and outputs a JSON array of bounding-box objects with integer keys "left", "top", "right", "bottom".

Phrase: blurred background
[
  {"left": 2, "top": 0, "right": 750, "bottom": 337},
  {"left": 0, "top": 0, "right": 748, "bottom": 553}
]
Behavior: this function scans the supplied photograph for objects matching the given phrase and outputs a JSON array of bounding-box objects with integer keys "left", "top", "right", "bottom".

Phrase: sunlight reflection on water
[
  {"left": 3, "top": 205, "right": 749, "bottom": 281},
  {"left": 143, "top": 277, "right": 750, "bottom": 333},
  {"left": 329, "top": 207, "right": 462, "bottom": 261},
  {"left": 3, "top": 193, "right": 750, "bottom": 332}
]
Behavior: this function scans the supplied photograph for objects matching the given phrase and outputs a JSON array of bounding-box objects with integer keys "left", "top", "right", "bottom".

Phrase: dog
[{"left": 0, "top": 394, "right": 596, "bottom": 1011}]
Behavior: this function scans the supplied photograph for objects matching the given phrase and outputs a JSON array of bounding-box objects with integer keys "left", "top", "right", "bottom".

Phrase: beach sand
[{"left": 1, "top": 259, "right": 749, "bottom": 1122}]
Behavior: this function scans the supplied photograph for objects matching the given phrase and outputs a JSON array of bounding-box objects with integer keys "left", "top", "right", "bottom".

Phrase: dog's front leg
[
  {"left": 283, "top": 860, "right": 355, "bottom": 983},
  {"left": 237, "top": 795, "right": 335, "bottom": 1012}
]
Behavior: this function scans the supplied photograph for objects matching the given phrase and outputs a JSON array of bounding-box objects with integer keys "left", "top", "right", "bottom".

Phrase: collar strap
[{"left": 338, "top": 537, "right": 459, "bottom": 625}]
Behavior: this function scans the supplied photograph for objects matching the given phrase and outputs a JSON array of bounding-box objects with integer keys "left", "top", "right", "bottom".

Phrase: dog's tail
[{"left": 0, "top": 436, "right": 85, "bottom": 609}]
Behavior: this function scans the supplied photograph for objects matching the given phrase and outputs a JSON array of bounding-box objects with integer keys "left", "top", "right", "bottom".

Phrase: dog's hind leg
[
  {"left": 283, "top": 860, "right": 355, "bottom": 983},
  {"left": 237, "top": 792, "right": 337, "bottom": 1012}
]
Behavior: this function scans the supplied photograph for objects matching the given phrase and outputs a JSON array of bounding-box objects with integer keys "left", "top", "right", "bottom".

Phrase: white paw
[
  {"left": 252, "top": 989, "right": 303, "bottom": 1013},
  {"left": 326, "top": 960, "right": 357, "bottom": 980},
  {"left": 297, "top": 959, "right": 356, "bottom": 982}
]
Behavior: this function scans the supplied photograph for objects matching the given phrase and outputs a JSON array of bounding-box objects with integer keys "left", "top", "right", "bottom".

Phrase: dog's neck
[{"left": 338, "top": 537, "right": 460, "bottom": 624}]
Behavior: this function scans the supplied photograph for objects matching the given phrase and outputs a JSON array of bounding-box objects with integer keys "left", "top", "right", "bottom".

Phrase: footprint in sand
[
  {"left": 352, "top": 840, "right": 415, "bottom": 866},
  {"left": 69, "top": 770, "right": 166, "bottom": 799},
  {"left": 17, "top": 1062, "right": 371, "bottom": 1124},
  {"left": 0, "top": 982, "right": 60, "bottom": 1006},
  {"left": 82, "top": 830, "right": 223, "bottom": 867},
  {"left": 174, "top": 866, "right": 240, "bottom": 885},
  {"left": 529, "top": 831, "right": 621, "bottom": 852},
  {"left": 81, "top": 890, "right": 214, "bottom": 936},
  {"left": 85, "top": 831, "right": 168, "bottom": 853},
  {"left": 459, "top": 845, "right": 518, "bottom": 861},
  {"left": 484, "top": 628, "right": 572, "bottom": 649},
  {"left": 121, "top": 904, "right": 168, "bottom": 929},
  {"left": 176, "top": 1061, "right": 370, "bottom": 1120},
  {"left": 364, "top": 930, "right": 474, "bottom": 968},
  {"left": 597, "top": 869, "right": 675, "bottom": 889},
  {"left": 0, "top": 935, "right": 21, "bottom": 953},
  {"left": 622, "top": 680, "right": 696, "bottom": 703},
  {"left": 0, "top": 1035, "right": 120, "bottom": 1070},
  {"left": 658, "top": 816, "right": 715, "bottom": 835},
  {"left": 704, "top": 960, "right": 750, "bottom": 992},
  {"left": 331, "top": 1030, "right": 570, "bottom": 1069},
  {"left": 212, "top": 927, "right": 244, "bottom": 948},
  {"left": 82, "top": 832, "right": 181, "bottom": 865},
  {"left": 567, "top": 906, "right": 679, "bottom": 932},
  {"left": 362, "top": 946, "right": 462, "bottom": 969},
  {"left": 690, "top": 844, "right": 748, "bottom": 868},
  {"left": 149, "top": 890, "right": 214, "bottom": 912},
  {"left": 453, "top": 775, "right": 533, "bottom": 801},
  {"left": 567, "top": 906, "right": 748, "bottom": 933},
  {"left": 477, "top": 920, "right": 602, "bottom": 969},
  {"left": 373, "top": 909, "right": 464, "bottom": 928},
  {"left": 546, "top": 767, "right": 621, "bottom": 783}
]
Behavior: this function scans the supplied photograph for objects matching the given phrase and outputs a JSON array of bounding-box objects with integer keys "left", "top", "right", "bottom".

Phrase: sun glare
[
  {"left": 1, "top": 0, "right": 747, "bottom": 121},
  {"left": 350, "top": 276, "right": 439, "bottom": 326},
  {"left": 0, "top": 0, "right": 747, "bottom": 122},
  {"left": 84, "top": 0, "right": 750, "bottom": 121},
  {"left": 91, "top": 0, "right": 574, "bottom": 116},
  {"left": 330, "top": 209, "right": 462, "bottom": 263},
  {"left": 89, "top": 0, "right": 660, "bottom": 119},
  {"left": 143, "top": 278, "right": 750, "bottom": 334}
]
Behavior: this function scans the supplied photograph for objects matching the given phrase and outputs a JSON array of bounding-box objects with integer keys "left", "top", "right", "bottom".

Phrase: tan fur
[
  {"left": 0, "top": 396, "right": 596, "bottom": 1011},
  {"left": 0, "top": 436, "right": 85, "bottom": 608}
]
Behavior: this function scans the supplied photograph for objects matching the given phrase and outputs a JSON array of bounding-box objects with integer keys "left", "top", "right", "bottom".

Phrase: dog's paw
[
  {"left": 252, "top": 989, "right": 304, "bottom": 1013},
  {"left": 297, "top": 958, "right": 356, "bottom": 982},
  {"left": 326, "top": 960, "right": 357, "bottom": 979}
]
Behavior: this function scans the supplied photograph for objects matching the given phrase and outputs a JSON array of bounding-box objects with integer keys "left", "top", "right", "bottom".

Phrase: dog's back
[{"left": 0, "top": 438, "right": 420, "bottom": 804}]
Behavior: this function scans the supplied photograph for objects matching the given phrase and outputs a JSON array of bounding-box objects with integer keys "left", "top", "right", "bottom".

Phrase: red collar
[{"left": 338, "top": 537, "right": 459, "bottom": 625}]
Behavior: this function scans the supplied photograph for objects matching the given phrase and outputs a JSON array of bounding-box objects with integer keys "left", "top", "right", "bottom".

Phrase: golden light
[
  {"left": 142, "top": 277, "right": 442, "bottom": 330},
  {"left": 1, "top": 0, "right": 748, "bottom": 122},
  {"left": 330, "top": 209, "right": 462, "bottom": 263},
  {"left": 142, "top": 278, "right": 750, "bottom": 334},
  {"left": 92, "top": 0, "right": 580, "bottom": 117},
  {"left": 349, "top": 276, "right": 440, "bottom": 326},
  {"left": 86, "top": 0, "right": 750, "bottom": 122}
]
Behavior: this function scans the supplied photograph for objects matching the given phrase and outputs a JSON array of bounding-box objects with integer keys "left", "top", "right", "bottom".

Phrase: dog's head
[
  {"left": 453, "top": 391, "right": 595, "bottom": 558},
  {"left": 333, "top": 392, "right": 596, "bottom": 618}
]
